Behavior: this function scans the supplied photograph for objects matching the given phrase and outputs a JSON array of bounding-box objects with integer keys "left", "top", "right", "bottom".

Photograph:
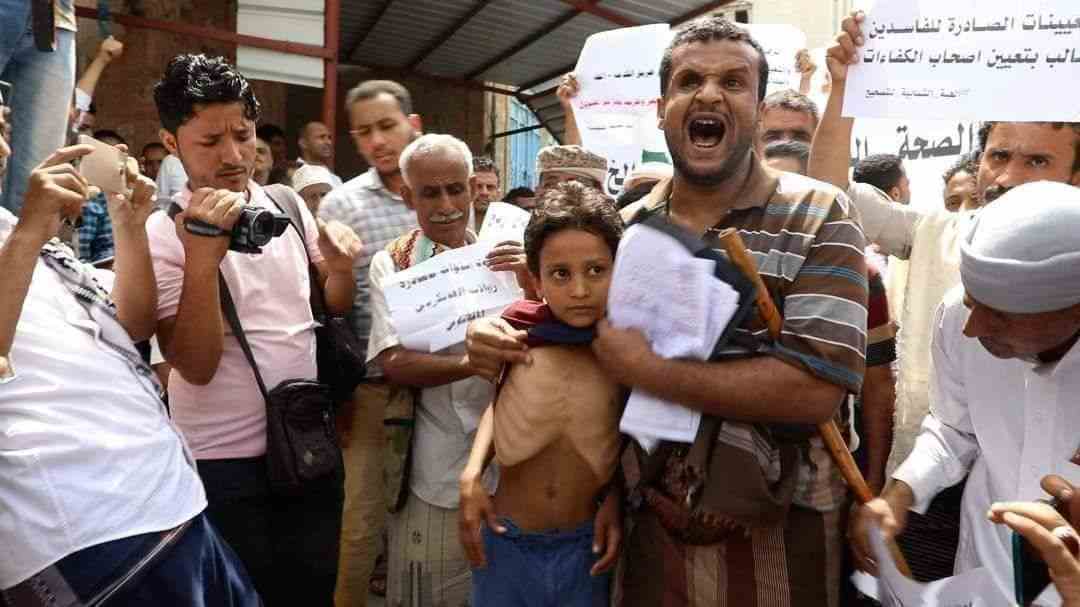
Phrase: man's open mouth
[{"left": 687, "top": 116, "right": 726, "bottom": 149}]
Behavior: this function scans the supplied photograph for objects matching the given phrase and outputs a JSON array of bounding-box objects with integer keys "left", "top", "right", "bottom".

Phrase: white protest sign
[
  {"left": 852, "top": 118, "right": 981, "bottom": 211},
  {"left": 572, "top": 24, "right": 673, "bottom": 197},
  {"left": 477, "top": 202, "right": 531, "bottom": 244},
  {"left": 745, "top": 24, "right": 808, "bottom": 96},
  {"left": 845, "top": 0, "right": 1080, "bottom": 121},
  {"left": 382, "top": 243, "right": 522, "bottom": 352},
  {"left": 851, "top": 523, "right": 1010, "bottom": 606}
]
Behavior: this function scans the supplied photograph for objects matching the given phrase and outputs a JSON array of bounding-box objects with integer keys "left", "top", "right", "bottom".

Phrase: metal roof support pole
[
  {"left": 324, "top": 0, "right": 341, "bottom": 170},
  {"left": 490, "top": 123, "right": 545, "bottom": 140},
  {"left": 553, "top": 0, "right": 636, "bottom": 27},
  {"left": 73, "top": 6, "right": 333, "bottom": 59}
]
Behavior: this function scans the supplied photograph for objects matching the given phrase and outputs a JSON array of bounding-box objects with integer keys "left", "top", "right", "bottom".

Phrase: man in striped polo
[{"left": 466, "top": 15, "right": 868, "bottom": 606}]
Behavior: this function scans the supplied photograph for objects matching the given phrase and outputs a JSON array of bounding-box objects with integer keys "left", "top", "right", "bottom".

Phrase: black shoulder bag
[
  {"left": 262, "top": 184, "right": 367, "bottom": 401},
  {"left": 168, "top": 201, "right": 343, "bottom": 495}
]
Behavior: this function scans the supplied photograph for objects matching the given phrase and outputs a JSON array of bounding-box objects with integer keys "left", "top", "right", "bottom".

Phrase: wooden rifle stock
[{"left": 714, "top": 227, "right": 912, "bottom": 578}]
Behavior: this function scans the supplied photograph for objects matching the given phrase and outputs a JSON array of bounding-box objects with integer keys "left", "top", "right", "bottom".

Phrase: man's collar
[
  {"left": 363, "top": 167, "right": 390, "bottom": 191},
  {"left": 627, "top": 156, "right": 779, "bottom": 219},
  {"left": 428, "top": 229, "right": 477, "bottom": 253}
]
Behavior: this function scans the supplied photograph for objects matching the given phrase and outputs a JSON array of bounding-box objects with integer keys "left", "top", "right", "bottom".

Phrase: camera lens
[{"left": 247, "top": 209, "right": 275, "bottom": 247}]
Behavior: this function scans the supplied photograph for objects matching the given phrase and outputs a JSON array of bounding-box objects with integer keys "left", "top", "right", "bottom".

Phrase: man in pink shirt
[{"left": 147, "top": 54, "right": 361, "bottom": 607}]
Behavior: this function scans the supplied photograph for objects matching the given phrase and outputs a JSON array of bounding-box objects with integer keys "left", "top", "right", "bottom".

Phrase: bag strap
[
  {"left": 167, "top": 202, "right": 271, "bottom": 403},
  {"left": 262, "top": 184, "right": 328, "bottom": 319},
  {"left": 218, "top": 272, "right": 271, "bottom": 401}
]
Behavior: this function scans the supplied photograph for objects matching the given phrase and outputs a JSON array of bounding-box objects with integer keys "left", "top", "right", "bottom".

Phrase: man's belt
[{"left": 31, "top": 0, "right": 56, "bottom": 52}]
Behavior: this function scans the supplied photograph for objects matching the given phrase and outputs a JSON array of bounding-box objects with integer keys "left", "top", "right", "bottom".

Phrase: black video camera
[{"left": 185, "top": 206, "right": 291, "bottom": 254}]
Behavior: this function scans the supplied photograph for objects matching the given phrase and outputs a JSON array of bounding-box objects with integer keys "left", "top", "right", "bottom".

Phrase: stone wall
[{"left": 74, "top": 0, "right": 286, "bottom": 155}]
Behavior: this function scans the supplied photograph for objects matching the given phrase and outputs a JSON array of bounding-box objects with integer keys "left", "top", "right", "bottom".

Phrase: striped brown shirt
[
  {"left": 624, "top": 167, "right": 869, "bottom": 514},
  {"left": 625, "top": 169, "right": 869, "bottom": 395}
]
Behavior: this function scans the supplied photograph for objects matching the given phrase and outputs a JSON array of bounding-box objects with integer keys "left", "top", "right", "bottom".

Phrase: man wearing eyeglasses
[{"left": 316, "top": 78, "right": 421, "bottom": 607}]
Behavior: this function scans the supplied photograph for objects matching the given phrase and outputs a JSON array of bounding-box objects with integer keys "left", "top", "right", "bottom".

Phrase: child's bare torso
[{"left": 493, "top": 344, "right": 621, "bottom": 531}]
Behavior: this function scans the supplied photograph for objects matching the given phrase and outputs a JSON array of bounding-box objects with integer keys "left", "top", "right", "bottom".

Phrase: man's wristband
[{"left": 183, "top": 218, "right": 229, "bottom": 238}]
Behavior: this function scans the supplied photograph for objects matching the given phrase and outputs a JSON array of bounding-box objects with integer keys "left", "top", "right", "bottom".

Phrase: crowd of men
[{"left": 2, "top": 3, "right": 1080, "bottom": 607}]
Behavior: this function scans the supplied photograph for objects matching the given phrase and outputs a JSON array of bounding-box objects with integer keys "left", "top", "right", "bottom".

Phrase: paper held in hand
[
  {"left": 744, "top": 24, "right": 809, "bottom": 96},
  {"left": 844, "top": 0, "right": 1080, "bottom": 121},
  {"left": 570, "top": 24, "right": 673, "bottom": 197},
  {"left": 477, "top": 202, "right": 531, "bottom": 244},
  {"left": 382, "top": 243, "right": 522, "bottom": 353},
  {"left": 608, "top": 224, "right": 741, "bottom": 452},
  {"left": 851, "top": 522, "right": 1008, "bottom": 606}
]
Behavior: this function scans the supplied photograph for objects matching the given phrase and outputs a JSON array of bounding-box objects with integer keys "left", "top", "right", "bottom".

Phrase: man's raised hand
[{"left": 17, "top": 144, "right": 95, "bottom": 244}]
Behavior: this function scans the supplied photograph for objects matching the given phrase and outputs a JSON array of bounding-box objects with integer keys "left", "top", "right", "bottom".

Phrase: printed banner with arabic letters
[
  {"left": 851, "top": 119, "right": 981, "bottom": 211},
  {"left": 846, "top": 0, "right": 1080, "bottom": 121}
]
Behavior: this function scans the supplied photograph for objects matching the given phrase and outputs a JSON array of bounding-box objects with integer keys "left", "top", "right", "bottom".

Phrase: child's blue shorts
[{"left": 471, "top": 517, "right": 611, "bottom": 607}]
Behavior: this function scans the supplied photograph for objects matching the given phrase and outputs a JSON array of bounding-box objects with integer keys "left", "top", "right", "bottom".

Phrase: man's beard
[
  {"left": 665, "top": 128, "right": 752, "bottom": 187},
  {"left": 376, "top": 129, "right": 419, "bottom": 179}
]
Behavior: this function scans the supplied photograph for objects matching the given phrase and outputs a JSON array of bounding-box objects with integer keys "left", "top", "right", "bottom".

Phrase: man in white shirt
[
  {"left": 297, "top": 120, "right": 343, "bottom": 188},
  {"left": 367, "top": 134, "right": 495, "bottom": 607},
  {"left": 850, "top": 182, "right": 1080, "bottom": 604},
  {"left": 0, "top": 98, "right": 256, "bottom": 606}
]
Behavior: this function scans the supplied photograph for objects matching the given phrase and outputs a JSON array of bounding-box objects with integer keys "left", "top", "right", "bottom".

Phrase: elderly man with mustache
[{"left": 366, "top": 133, "right": 517, "bottom": 607}]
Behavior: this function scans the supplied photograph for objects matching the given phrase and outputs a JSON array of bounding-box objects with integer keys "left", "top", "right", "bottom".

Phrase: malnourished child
[{"left": 459, "top": 182, "right": 625, "bottom": 606}]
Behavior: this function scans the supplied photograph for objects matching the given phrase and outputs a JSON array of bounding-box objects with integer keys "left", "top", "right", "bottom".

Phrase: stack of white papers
[
  {"left": 608, "top": 224, "right": 742, "bottom": 451},
  {"left": 852, "top": 522, "right": 1010, "bottom": 606}
]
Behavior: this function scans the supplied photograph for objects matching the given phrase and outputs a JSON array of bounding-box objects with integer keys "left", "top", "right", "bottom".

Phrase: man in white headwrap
[
  {"left": 850, "top": 181, "right": 1080, "bottom": 605},
  {"left": 291, "top": 163, "right": 336, "bottom": 214}
]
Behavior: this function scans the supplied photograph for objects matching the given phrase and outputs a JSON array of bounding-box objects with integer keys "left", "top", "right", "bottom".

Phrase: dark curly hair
[
  {"left": 524, "top": 181, "right": 623, "bottom": 275},
  {"left": 154, "top": 54, "right": 260, "bottom": 134},
  {"left": 942, "top": 152, "right": 979, "bottom": 185},
  {"left": 853, "top": 154, "right": 905, "bottom": 193},
  {"left": 472, "top": 155, "right": 499, "bottom": 177},
  {"left": 659, "top": 15, "right": 769, "bottom": 102}
]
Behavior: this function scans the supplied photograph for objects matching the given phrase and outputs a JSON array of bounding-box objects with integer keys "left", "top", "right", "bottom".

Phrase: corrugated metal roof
[
  {"left": 337, "top": 0, "right": 737, "bottom": 140},
  {"left": 417, "top": 0, "right": 572, "bottom": 78}
]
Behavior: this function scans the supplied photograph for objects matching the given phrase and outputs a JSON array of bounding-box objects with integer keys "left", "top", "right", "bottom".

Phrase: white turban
[
  {"left": 291, "top": 164, "right": 335, "bottom": 194},
  {"left": 960, "top": 181, "right": 1080, "bottom": 314}
]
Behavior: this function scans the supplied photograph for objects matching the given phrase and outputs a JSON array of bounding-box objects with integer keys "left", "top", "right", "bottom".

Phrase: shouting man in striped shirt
[{"left": 465, "top": 15, "right": 868, "bottom": 607}]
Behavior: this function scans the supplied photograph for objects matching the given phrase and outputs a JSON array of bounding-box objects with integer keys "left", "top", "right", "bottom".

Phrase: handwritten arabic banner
[
  {"left": 745, "top": 25, "right": 808, "bottom": 96},
  {"left": 383, "top": 243, "right": 522, "bottom": 352},
  {"left": 572, "top": 24, "right": 673, "bottom": 197},
  {"left": 846, "top": 0, "right": 1080, "bottom": 121}
]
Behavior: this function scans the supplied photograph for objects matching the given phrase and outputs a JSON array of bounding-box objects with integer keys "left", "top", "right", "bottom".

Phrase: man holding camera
[{"left": 146, "top": 54, "right": 361, "bottom": 606}]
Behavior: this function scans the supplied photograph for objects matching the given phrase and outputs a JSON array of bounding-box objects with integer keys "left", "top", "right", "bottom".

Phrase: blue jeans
[
  {"left": 471, "top": 518, "right": 610, "bottom": 607},
  {"left": 0, "top": 513, "right": 261, "bottom": 607},
  {"left": 0, "top": 0, "right": 75, "bottom": 214}
]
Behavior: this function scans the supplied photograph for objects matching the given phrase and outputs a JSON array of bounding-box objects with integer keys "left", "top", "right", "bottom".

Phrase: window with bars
[{"left": 507, "top": 97, "right": 543, "bottom": 190}]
